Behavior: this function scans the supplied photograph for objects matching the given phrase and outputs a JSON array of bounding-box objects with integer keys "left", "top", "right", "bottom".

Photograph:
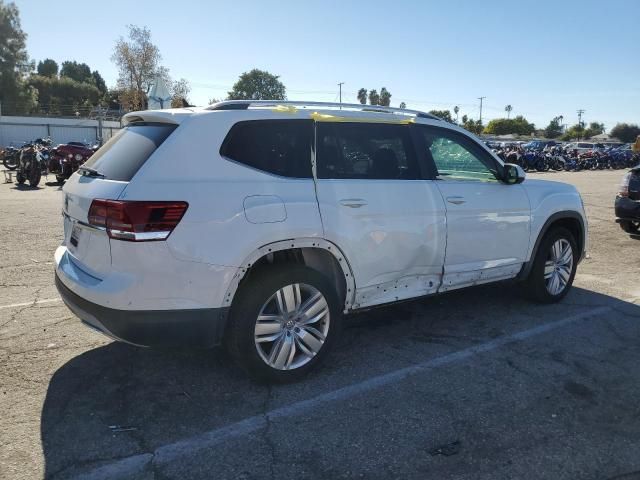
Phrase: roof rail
[{"left": 206, "top": 100, "right": 441, "bottom": 121}]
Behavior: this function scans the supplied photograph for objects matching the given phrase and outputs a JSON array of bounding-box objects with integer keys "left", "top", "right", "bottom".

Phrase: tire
[
  {"left": 55, "top": 174, "right": 66, "bottom": 184},
  {"left": 524, "top": 227, "right": 578, "bottom": 303},
  {"left": 16, "top": 172, "right": 25, "bottom": 185},
  {"left": 225, "top": 264, "right": 342, "bottom": 383},
  {"left": 28, "top": 167, "right": 41, "bottom": 187},
  {"left": 3, "top": 155, "right": 18, "bottom": 170},
  {"left": 619, "top": 220, "right": 640, "bottom": 234}
]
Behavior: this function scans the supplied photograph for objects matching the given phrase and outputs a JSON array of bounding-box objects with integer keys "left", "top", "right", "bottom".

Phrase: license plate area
[{"left": 70, "top": 224, "right": 81, "bottom": 247}]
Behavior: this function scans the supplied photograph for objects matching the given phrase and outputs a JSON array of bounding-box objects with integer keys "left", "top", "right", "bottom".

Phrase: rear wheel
[
  {"left": 619, "top": 220, "right": 640, "bottom": 234},
  {"left": 524, "top": 227, "right": 577, "bottom": 303},
  {"left": 225, "top": 264, "right": 342, "bottom": 383},
  {"left": 16, "top": 172, "right": 25, "bottom": 185},
  {"left": 3, "top": 155, "right": 18, "bottom": 170}
]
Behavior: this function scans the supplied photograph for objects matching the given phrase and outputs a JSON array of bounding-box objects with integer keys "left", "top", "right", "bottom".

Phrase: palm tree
[
  {"left": 357, "top": 88, "right": 367, "bottom": 105},
  {"left": 505, "top": 104, "right": 513, "bottom": 119},
  {"left": 453, "top": 105, "right": 459, "bottom": 122},
  {"left": 558, "top": 115, "right": 564, "bottom": 132},
  {"left": 399, "top": 102, "right": 406, "bottom": 109}
]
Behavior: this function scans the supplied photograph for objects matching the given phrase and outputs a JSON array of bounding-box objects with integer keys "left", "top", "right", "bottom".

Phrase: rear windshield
[{"left": 82, "top": 123, "right": 176, "bottom": 181}]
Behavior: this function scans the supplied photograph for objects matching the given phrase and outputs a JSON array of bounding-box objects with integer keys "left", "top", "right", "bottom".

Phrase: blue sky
[{"left": 14, "top": 0, "right": 640, "bottom": 130}]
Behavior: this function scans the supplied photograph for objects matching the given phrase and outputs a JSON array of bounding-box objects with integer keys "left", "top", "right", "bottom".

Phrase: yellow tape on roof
[
  {"left": 309, "top": 111, "right": 415, "bottom": 124},
  {"left": 271, "top": 105, "right": 298, "bottom": 113}
]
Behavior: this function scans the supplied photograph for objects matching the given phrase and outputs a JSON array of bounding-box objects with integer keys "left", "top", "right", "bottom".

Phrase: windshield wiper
[{"left": 78, "top": 166, "right": 105, "bottom": 178}]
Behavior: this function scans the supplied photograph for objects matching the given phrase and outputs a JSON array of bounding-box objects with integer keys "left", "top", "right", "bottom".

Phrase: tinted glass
[
  {"left": 220, "top": 120, "right": 312, "bottom": 178},
  {"left": 416, "top": 126, "right": 499, "bottom": 182},
  {"left": 317, "top": 123, "right": 420, "bottom": 180},
  {"left": 82, "top": 124, "right": 176, "bottom": 181}
]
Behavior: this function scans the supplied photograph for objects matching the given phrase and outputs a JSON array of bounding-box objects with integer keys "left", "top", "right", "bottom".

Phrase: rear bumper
[
  {"left": 615, "top": 195, "right": 640, "bottom": 221},
  {"left": 55, "top": 271, "right": 229, "bottom": 348}
]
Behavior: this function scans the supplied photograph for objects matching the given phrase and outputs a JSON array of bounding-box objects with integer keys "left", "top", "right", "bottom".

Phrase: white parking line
[
  {"left": 73, "top": 305, "right": 612, "bottom": 479},
  {"left": 0, "top": 298, "right": 61, "bottom": 310}
]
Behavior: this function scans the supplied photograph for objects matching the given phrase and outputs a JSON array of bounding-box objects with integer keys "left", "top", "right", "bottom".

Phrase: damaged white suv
[{"left": 55, "top": 101, "right": 587, "bottom": 381}]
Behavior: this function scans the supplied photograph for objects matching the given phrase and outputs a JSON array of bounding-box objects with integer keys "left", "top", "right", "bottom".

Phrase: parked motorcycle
[
  {"left": 15, "top": 138, "right": 51, "bottom": 187},
  {"left": 48, "top": 141, "right": 97, "bottom": 183},
  {"left": 2, "top": 146, "right": 20, "bottom": 170}
]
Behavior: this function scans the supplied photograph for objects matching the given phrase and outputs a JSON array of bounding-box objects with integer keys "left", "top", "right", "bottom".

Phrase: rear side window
[
  {"left": 82, "top": 124, "right": 176, "bottom": 181},
  {"left": 317, "top": 123, "right": 420, "bottom": 180},
  {"left": 220, "top": 120, "right": 312, "bottom": 178}
]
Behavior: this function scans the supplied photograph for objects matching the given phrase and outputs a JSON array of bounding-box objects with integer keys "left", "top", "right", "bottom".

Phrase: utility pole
[
  {"left": 478, "top": 96, "right": 486, "bottom": 124},
  {"left": 97, "top": 106, "right": 104, "bottom": 146},
  {"left": 337, "top": 82, "right": 345, "bottom": 107},
  {"left": 577, "top": 109, "right": 585, "bottom": 128}
]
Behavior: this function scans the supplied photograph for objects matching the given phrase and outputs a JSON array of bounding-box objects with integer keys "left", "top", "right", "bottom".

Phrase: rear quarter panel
[{"left": 118, "top": 111, "right": 324, "bottom": 268}]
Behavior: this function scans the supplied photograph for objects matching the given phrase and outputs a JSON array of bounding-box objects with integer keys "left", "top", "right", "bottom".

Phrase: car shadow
[{"left": 39, "top": 285, "right": 640, "bottom": 478}]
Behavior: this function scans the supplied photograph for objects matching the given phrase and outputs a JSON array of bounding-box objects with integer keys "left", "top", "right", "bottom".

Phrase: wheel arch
[
  {"left": 517, "top": 211, "right": 586, "bottom": 281},
  {"left": 222, "top": 238, "right": 356, "bottom": 312}
]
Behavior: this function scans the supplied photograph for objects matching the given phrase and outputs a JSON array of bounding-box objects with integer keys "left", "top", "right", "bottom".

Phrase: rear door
[
  {"left": 414, "top": 125, "right": 530, "bottom": 291},
  {"left": 62, "top": 123, "right": 177, "bottom": 277},
  {"left": 314, "top": 121, "right": 446, "bottom": 308}
]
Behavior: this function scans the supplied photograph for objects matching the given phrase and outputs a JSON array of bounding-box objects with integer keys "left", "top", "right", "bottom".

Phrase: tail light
[
  {"left": 88, "top": 199, "right": 188, "bottom": 241},
  {"left": 618, "top": 172, "right": 631, "bottom": 197}
]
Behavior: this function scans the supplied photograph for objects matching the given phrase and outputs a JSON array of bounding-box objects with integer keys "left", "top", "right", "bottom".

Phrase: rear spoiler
[{"left": 122, "top": 108, "right": 199, "bottom": 127}]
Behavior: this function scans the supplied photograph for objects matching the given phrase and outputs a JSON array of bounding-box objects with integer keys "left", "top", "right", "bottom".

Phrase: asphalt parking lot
[{"left": 1, "top": 170, "right": 639, "bottom": 480}]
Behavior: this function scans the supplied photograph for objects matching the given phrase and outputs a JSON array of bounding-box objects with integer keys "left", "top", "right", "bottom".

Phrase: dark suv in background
[{"left": 616, "top": 165, "right": 640, "bottom": 235}]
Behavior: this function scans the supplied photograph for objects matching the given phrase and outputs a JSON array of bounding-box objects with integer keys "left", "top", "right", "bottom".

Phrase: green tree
[
  {"left": 357, "top": 88, "right": 367, "bottom": 104},
  {"left": 483, "top": 115, "right": 535, "bottom": 135},
  {"left": 399, "top": 101, "right": 406, "bottom": 109},
  {"left": 505, "top": 104, "right": 513, "bottom": 119},
  {"left": 429, "top": 109, "right": 453, "bottom": 123},
  {"left": 0, "top": 1, "right": 37, "bottom": 115},
  {"left": 368, "top": 89, "right": 380, "bottom": 106},
  {"left": 584, "top": 121, "right": 604, "bottom": 139},
  {"left": 562, "top": 123, "right": 586, "bottom": 141},
  {"left": 27, "top": 75, "right": 101, "bottom": 115},
  {"left": 60, "top": 61, "right": 92, "bottom": 83},
  {"left": 379, "top": 87, "right": 391, "bottom": 106},
  {"left": 610, "top": 123, "right": 640, "bottom": 143},
  {"left": 544, "top": 117, "right": 563, "bottom": 138},
  {"left": 91, "top": 70, "right": 107, "bottom": 95},
  {"left": 462, "top": 117, "right": 483, "bottom": 134},
  {"left": 37, "top": 58, "right": 58, "bottom": 77},
  {"left": 227, "top": 68, "right": 286, "bottom": 100},
  {"left": 111, "top": 25, "right": 163, "bottom": 110},
  {"left": 453, "top": 105, "right": 459, "bottom": 122}
]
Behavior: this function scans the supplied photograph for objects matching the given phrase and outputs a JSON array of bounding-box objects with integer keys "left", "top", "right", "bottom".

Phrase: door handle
[
  {"left": 339, "top": 198, "right": 368, "bottom": 208},
  {"left": 446, "top": 196, "right": 466, "bottom": 205}
]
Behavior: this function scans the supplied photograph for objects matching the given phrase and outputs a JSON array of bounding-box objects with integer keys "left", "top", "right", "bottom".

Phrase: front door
[
  {"left": 314, "top": 121, "right": 447, "bottom": 308},
  {"left": 414, "top": 125, "right": 531, "bottom": 291}
]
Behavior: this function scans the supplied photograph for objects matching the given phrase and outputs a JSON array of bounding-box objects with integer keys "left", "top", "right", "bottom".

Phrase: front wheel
[
  {"left": 523, "top": 227, "right": 578, "bottom": 303},
  {"left": 28, "top": 167, "right": 41, "bottom": 187},
  {"left": 225, "top": 264, "right": 342, "bottom": 383}
]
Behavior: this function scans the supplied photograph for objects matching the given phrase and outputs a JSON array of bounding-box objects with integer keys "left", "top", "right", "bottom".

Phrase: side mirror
[{"left": 503, "top": 163, "right": 525, "bottom": 184}]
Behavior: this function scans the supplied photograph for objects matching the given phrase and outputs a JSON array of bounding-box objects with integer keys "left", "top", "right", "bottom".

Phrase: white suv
[{"left": 54, "top": 101, "right": 587, "bottom": 381}]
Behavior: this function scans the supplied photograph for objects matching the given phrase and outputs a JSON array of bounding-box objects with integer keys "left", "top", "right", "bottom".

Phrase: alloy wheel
[
  {"left": 544, "top": 239, "right": 574, "bottom": 295},
  {"left": 254, "top": 283, "right": 330, "bottom": 370}
]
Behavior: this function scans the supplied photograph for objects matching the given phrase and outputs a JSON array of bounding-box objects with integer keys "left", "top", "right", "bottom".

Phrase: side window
[
  {"left": 417, "top": 126, "right": 500, "bottom": 182},
  {"left": 317, "top": 123, "right": 421, "bottom": 180},
  {"left": 220, "top": 120, "right": 312, "bottom": 178}
]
